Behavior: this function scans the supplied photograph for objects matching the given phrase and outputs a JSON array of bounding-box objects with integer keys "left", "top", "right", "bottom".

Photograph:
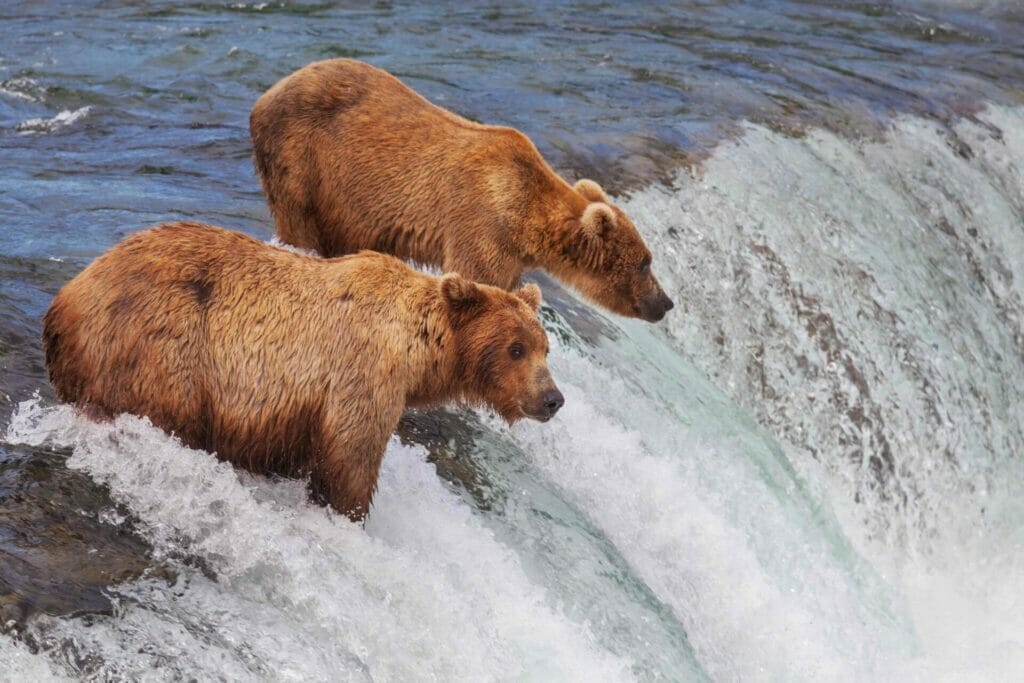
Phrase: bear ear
[
  {"left": 515, "top": 283, "right": 542, "bottom": 312},
  {"left": 574, "top": 179, "right": 609, "bottom": 204},
  {"left": 440, "top": 273, "right": 485, "bottom": 316},
  {"left": 579, "top": 202, "right": 616, "bottom": 241}
]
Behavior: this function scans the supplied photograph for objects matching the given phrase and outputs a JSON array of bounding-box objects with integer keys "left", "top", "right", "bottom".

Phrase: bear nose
[
  {"left": 541, "top": 388, "right": 564, "bottom": 417},
  {"left": 641, "top": 290, "right": 675, "bottom": 322}
]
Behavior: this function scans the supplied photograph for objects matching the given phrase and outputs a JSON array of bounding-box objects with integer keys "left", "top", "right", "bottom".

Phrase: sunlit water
[{"left": 1, "top": 1, "right": 1023, "bottom": 681}]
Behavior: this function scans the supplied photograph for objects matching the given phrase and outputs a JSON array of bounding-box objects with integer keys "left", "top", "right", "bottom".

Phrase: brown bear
[
  {"left": 250, "top": 59, "right": 674, "bottom": 322},
  {"left": 43, "top": 221, "right": 562, "bottom": 521}
]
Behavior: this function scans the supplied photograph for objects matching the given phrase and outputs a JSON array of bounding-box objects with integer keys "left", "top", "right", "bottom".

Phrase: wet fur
[
  {"left": 250, "top": 58, "right": 670, "bottom": 319},
  {"left": 43, "top": 222, "right": 554, "bottom": 520}
]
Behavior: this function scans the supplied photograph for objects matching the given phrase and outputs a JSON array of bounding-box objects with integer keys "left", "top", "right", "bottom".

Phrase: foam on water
[
  {"left": 266, "top": 236, "right": 321, "bottom": 258},
  {"left": 0, "top": 632, "right": 65, "bottom": 681},
  {"left": 4, "top": 401, "right": 629, "bottom": 681},
  {"left": 623, "top": 104, "right": 1024, "bottom": 679},
  {"left": 15, "top": 106, "right": 91, "bottom": 135},
  {"left": 508, "top": 337, "right": 912, "bottom": 681},
  {"left": 632, "top": 105, "right": 1024, "bottom": 542},
  {"left": 0, "top": 77, "right": 45, "bottom": 103}
]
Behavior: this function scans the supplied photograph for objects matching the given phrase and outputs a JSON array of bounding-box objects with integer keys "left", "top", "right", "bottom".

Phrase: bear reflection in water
[{"left": 43, "top": 222, "right": 562, "bottom": 521}]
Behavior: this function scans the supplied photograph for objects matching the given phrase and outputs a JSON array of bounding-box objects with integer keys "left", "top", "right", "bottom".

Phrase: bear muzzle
[
  {"left": 639, "top": 289, "right": 675, "bottom": 322},
  {"left": 524, "top": 385, "right": 565, "bottom": 422}
]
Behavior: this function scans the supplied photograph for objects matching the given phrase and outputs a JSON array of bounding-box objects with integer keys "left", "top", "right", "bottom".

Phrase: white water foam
[
  {"left": 0, "top": 76, "right": 45, "bottom": 102},
  {"left": 266, "top": 236, "right": 321, "bottom": 258},
  {"left": 621, "top": 104, "right": 1024, "bottom": 679},
  {"left": 3, "top": 400, "right": 629, "bottom": 681},
  {"left": 15, "top": 106, "right": 91, "bottom": 135},
  {"left": 505, "top": 339, "right": 911, "bottom": 681},
  {"left": 629, "top": 105, "right": 1024, "bottom": 540},
  {"left": 0, "top": 633, "right": 65, "bottom": 681}
]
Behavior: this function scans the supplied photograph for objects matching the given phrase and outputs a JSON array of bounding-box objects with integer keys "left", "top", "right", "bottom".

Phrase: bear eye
[
  {"left": 639, "top": 257, "right": 652, "bottom": 272},
  {"left": 509, "top": 342, "right": 526, "bottom": 360}
]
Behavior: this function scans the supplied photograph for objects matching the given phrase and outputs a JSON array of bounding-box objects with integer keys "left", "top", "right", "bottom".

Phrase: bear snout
[
  {"left": 523, "top": 384, "right": 564, "bottom": 422},
  {"left": 640, "top": 289, "right": 675, "bottom": 322},
  {"left": 540, "top": 387, "right": 565, "bottom": 419}
]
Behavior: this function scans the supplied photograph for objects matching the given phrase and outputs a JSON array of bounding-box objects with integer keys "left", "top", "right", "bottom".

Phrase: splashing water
[
  {"left": 634, "top": 105, "right": 1024, "bottom": 550},
  {"left": 5, "top": 401, "right": 635, "bottom": 681},
  {"left": 15, "top": 106, "right": 91, "bottom": 135},
  {"left": 2, "top": 101, "right": 1023, "bottom": 681}
]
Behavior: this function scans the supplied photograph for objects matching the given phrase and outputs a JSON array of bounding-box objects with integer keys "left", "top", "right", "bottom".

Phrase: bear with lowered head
[{"left": 250, "top": 58, "right": 674, "bottom": 322}]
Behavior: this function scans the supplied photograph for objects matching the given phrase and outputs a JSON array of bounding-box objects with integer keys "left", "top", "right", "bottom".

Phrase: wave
[
  {"left": 15, "top": 106, "right": 92, "bottom": 135},
  {"left": 0, "top": 77, "right": 45, "bottom": 103}
]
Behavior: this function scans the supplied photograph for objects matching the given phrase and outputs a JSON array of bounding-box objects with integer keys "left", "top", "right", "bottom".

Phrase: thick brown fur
[
  {"left": 43, "top": 222, "right": 560, "bottom": 521},
  {"left": 250, "top": 59, "right": 674, "bottom": 322}
]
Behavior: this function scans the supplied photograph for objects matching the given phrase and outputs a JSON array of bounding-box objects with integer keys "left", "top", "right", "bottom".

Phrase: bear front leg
[{"left": 310, "top": 405, "right": 398, "bottom": 522}]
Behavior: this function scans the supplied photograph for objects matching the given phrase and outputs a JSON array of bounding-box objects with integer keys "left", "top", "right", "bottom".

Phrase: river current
[{"left": 1, "top": 1, "right": 1023, "bottom": 680}]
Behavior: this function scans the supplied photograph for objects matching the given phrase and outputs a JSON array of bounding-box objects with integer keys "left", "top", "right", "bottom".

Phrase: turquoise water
[{"left": 2, "top": 1, "right": 1023, "bottom": 680}]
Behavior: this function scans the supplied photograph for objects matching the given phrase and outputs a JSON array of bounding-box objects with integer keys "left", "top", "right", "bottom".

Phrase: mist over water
[{"left": 2, "top": 1, "right": 1023, "bottom": 681}]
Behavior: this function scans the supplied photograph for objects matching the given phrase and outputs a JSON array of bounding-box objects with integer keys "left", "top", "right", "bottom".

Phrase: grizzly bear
[
  {"left": 43, "top": 222, "right": 562, "bottom": 521},
  {"left": 250, "top": 59, "right": 674, "bottom": 322}
]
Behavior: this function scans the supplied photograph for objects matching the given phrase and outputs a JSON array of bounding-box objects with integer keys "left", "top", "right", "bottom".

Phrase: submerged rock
[{"left": 0, "top": 443, "right": 166, "bottom": 629}]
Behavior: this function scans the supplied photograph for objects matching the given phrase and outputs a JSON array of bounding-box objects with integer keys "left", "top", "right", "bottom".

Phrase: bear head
[
  {"left": 440, "top": 274, "right": 563, "bottom": 423},
  {"left": 565, "top": 179, "right": 674, "bottom": 322}
]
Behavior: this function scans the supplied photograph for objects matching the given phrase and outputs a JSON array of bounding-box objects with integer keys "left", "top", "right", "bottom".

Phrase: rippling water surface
[{"left": 1, "top": 1, "right": 1023, "bottom": 680}]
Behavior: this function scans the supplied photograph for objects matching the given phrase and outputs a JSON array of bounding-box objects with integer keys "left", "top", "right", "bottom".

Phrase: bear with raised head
[
  {"left": 250, "top": 59, "right": 674, "bottom": 322},
  {"left": 43, "top": 222, "right": 562, "bottom": 520}
]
